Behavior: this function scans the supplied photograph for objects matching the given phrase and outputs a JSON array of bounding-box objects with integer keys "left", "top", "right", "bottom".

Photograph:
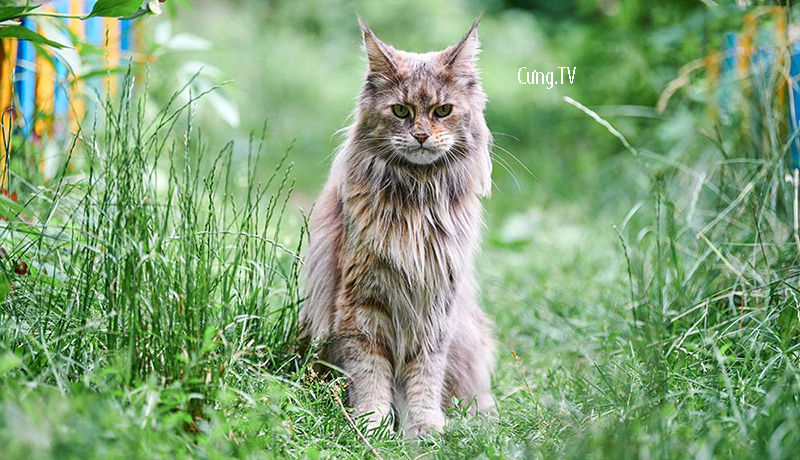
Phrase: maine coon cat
[{"left": 300, "top": 18, "right": 495, "bottom": 437}]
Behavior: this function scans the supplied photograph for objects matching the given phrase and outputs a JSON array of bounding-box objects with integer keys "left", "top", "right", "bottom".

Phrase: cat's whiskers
[{"left": 491, "top": 142, "right": 535, "bottom": 179}]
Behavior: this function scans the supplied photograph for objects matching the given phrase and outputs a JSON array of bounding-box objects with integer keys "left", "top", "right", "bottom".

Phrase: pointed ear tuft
[
  {"left": 440, "top": 16, "right": 482, "bottom": 71},
  {"left": 357, "top": 17, "right": 397, "bottom": 75}
]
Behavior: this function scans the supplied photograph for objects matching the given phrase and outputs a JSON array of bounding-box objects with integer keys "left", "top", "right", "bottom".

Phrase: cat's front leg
[
  {"left": 400, "top": 347, "right": 448, "bottom": 436},
  {"left": 337, "top": 309, "right": 394, "bottom": 432}
]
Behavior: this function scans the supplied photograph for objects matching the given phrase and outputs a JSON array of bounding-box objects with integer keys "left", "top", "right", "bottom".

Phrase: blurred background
[
  {"left": 3, "top": 0, "right": 777, "bottom": 224},
  {"left": 149, "top": 0, "right": 711, "bottom": 216}
]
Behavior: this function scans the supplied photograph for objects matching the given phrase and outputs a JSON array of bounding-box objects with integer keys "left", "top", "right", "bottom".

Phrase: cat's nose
[{"left": 413, "top": 133, "right": 430, "bottom": 144}]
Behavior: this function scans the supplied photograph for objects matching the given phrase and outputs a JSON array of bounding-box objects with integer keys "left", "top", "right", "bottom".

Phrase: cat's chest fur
[
  {"left": 339, "top": 186, "right": 480, "bottom": 360},
  {"left": 341, "top": 185, "right": 480, "bottom": 311}
]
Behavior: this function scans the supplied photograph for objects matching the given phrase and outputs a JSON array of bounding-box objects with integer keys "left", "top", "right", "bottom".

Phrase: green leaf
[
  {"left": 76, "top": 66, "right": 127, "bottom": 82},
  {"left": 121, "top": 0, "right": 163, "bottom": 20},
  {"left": 777, "top": 304, "right": 799, "bottom": 343},
  {"left": 200, "top": 326, "right": 219, "bottom": 354},
  {"left": 120, "top": 8, "right": 148, "bottom": 20},
  {"left": 0, "top": 25, "right": 66, "bottom": 49},
  {"left": 0, "top": 272, "right": 8, "bottom": 302},
  {"left": 0, "top": 194, "right": 29, "bottom": 222},
  {"left": 0, "top": 352, "right": 20, "bottom": 376},
  {"left": 88, "top": 0, "right": 141, "bottom": 18},
  {"left": 0, "top": 4, "right": 39, "bottom": 23}
]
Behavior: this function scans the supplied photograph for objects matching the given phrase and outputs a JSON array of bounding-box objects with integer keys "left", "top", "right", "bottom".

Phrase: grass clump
[{"left": 0, "top": 76, "right": 306, "bottom": 455}]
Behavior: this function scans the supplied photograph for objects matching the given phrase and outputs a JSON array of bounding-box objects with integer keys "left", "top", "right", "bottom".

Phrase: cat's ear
[
  {"left": 439, "top": 17, "right": 481, "bottom": 72},
  {"left": 357, "top": 17, "right": 397, "bottom": 75}
]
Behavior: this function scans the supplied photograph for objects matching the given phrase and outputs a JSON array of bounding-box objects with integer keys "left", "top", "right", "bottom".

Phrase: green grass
[{"left": 3, "top": 14, "right": 800, "bottom": 460}]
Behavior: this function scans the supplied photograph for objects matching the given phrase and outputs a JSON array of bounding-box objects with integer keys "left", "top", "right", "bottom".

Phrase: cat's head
[{"left": 355, "top": 18, "right": 489, "bottom": 170}]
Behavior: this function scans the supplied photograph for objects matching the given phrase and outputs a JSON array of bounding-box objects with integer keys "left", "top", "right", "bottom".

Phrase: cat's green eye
[
  {"left": 434, "top": 104, "right": 452, "bottom": 118},
  {"left": 392, "top": 104, "right": 410, "bottom": 118}
]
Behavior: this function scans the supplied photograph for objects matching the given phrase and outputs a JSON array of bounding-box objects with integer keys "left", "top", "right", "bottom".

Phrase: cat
[{"left": 299, "top": 17, "right": 495, "bottom": 437}]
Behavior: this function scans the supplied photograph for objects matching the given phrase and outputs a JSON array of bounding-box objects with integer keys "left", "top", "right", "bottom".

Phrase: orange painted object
[
  {"left": 103, "top": 17, "right": 121, "bottom": 95},
  {"left": 739, "top": 12, "right": 756, "bottom": 80},
  {"left": 706, "top": 52, "right": 720, "bottom": 121},
  {"left": 0, "top": 0, "right": 136, "bottom": 188},
  {"left": 68, "top": 0, "right": 84, "bottom": 39},
  {"left": 35, "top": 6, "right": 56, "bottom": 139},
  {"left": 0, "top": 38, "right": 18, "bottom": 114},
  {"left": 0, "top": 38, "right": 17, "bottom": 191},
  {"left": 68, "top": 0, "right": 85, "bottom": 130},
  {"left": 774, "top": 6, "right": 788, "bottom": 110}
]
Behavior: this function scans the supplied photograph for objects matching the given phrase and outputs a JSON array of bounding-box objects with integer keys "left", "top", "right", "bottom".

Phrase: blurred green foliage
[
  {"left": 152, "top": 0, "right": 778, "bottom": 218},
  {"left": 151, "top": 0, "right": 705, "bottom": 207}
]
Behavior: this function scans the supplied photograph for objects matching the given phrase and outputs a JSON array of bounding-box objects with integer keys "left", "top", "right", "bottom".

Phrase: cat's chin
[{"left": 398, "top": 149, "right": 444, "bottom": 166}]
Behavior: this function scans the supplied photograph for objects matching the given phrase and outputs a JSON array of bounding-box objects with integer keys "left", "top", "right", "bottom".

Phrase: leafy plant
[
  {"left": 0, "top": 70, "right": 302, "bottom": 405},
  {"left": 0, "top": 1, "right": 162, "bottom": 48}
]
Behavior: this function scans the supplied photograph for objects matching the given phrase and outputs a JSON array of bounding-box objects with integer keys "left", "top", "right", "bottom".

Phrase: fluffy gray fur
[{"left": 299, "top": 17, "right": 495, "bottom": 437}]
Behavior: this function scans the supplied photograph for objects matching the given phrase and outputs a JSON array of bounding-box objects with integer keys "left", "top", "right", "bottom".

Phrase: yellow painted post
[
  {"left": 0, "top": 39, "right": 17, "bottom": 114},
  {"left": 775, "top": 6, "right": 787, "bottom": 111},
  {"left": 103, "top": 17, "right": 121, "bottom": 96},
  {"left": 35, "top": 7, "right": 56, "bottom": 144},
  {"left": 740, "top": 13, "right": 756, "bottom": 81},
  {"left": 68, "top": 0, "right": 85, "bottom": 131},
  {"left": 706, "top": 52, "right": 720, "bottom": 121},
  {"left": 739, "top": 13, "right": 756, "bottom": 137},
  {"left": 0, "top": 38, "right": 18, "bottom": 192}
]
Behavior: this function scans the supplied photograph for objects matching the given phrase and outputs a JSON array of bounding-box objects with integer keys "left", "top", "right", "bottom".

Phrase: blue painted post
[
  {"left": 14, "top": 17, "right": 36, "bottom": 136},
  {"left": 756, "top": 47, "right": 772, "bottom": 73},
  {"left": 120, "top": 19, "right": 132, "bottom": 53},
  {"left": 53, "top": 0, "right": 70, "bottom": 125},
  {"left": 722, "top": 33, "right": 737, "bottom": 74},
  {"left": 84, "top": 0, "right": 102, "bottom": 121},
  {"left": 84, "top": 0, "right": 103, "bottom": 46},
  {"left": 718, "top": 33, "right": 738, "bottom": 120},
  {"left": 752, "top": 47, "right": 774, "bottom": 108},
  {"left": 790, "top": 42, "right": 800, "bottom": 170}
]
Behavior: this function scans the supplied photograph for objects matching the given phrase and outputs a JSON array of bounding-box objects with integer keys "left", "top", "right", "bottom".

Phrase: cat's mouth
[{"left": 399, "top": 147, "right": 443, "bottom": 165}]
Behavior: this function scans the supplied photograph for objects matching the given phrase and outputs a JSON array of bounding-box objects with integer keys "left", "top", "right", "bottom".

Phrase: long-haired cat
[{"left": 300, "top": 17, "right": 495, "bottom": 437}]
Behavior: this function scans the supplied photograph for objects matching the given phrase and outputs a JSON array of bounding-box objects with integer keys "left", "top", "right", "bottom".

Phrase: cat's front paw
[{"left": 402, "top": 416, "right": 445, "bottom": 437}]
